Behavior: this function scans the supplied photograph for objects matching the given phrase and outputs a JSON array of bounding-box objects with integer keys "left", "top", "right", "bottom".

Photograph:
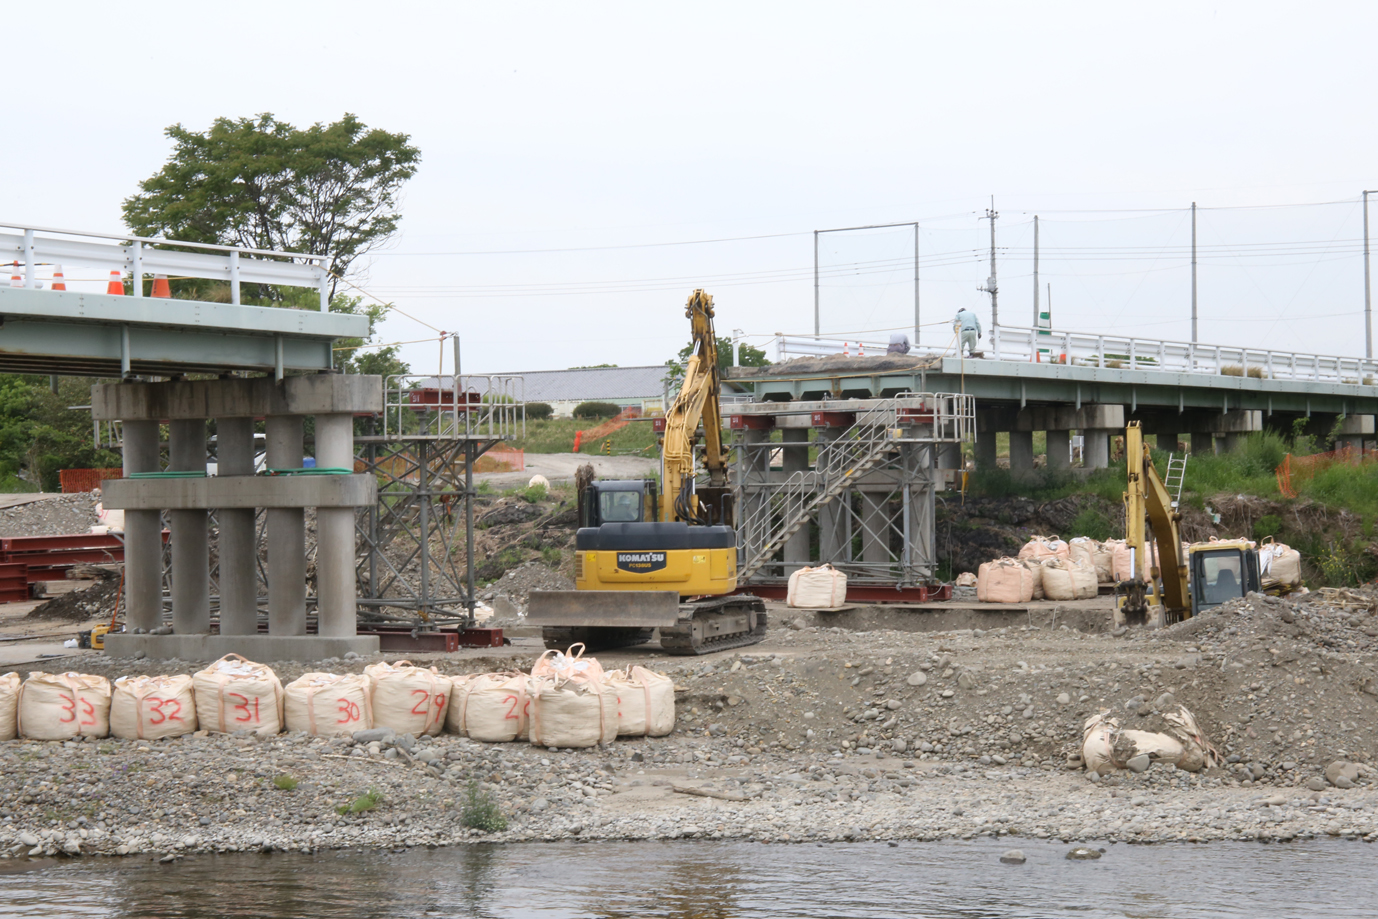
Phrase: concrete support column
[
  {"left": 1221, "top": 432, "right": 1243, "bottom": 453},
  {"left": 314, "top": 413, "right": 357, "bottom": 638},
  {"left": 937, "top": 442, "right": 962, "bottom": 470},
  {"left": 168, "top": 419, "right": 210, "bottom": 636},
  {"left": 1157, "top": 433, "right": 1181, "bottom": 453},
  {"left": 860, "top": 491, "right": 891, "bottom": 564},
  {"left": 1190, "top": 432, "right": 1215, "bottom": 456},
  {"left": 1046, "top": 429, "right": 1070, "bottom": 472},
  {"left": 266, "top": 415, "right": 307, "bottom": 636},
  {"left": 975, "top": 433, "right": 998, "bottom": 471},
  {"left": 1008, "top": 430, "right": 1034, "bottom": 478},
  {"left": 781, "top": 429, "right": 811, "bottom": 574},
  {"left": 216, "top": 417, "right": 258, "bottom": 636},
  {"left": 121, "top": 420, "right": 163, "bottom": 633},
  {"left": 1083, "top": 430, "right": 1110, "bottom": 469}
]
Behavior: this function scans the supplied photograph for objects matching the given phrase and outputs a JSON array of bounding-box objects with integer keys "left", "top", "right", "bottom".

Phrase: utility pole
[
  {"left": 1032, "top": 215, "right": 1039, "bottom": 327},
  {"left": 1191, "top": 202, "right": 1198, "bottom": 343},
  {"left": 978, "top": 196, "right": 999, "bottom": 328},
  {"left": 813, "top": 230, "right": 820, "bottom": 339},
  {"left": 1365, "top": 190, "right": 1375, "bottom": 359},
  {"left": 913, "top": 222, "right": 920, "bottom": 347}
]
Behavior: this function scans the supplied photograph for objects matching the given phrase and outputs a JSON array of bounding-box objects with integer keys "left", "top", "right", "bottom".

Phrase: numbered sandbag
[
  {"left": 531, "top": 644, "right": 605, "bottom": 683},
  {"left": 192, "top": 654, "right": 284, "bottom": 736},
  {"left": 1259, "top": 538, "right": 1302, "bottom": 587},
  {"left": 977, "top": 558, "right": 1033, "bottom": 603},
  {"left": 606, "top": 665, "right": 675, "bottom": 737},
  {"left": 18, "top": 672, "right": 111, "bottom": 740},
  {"left": 110, "top": 674, "right": 197, "bottom": 740},
  {"left": 1040, "top": 558, "right": 1077, "bottom": 601},
  {"left": 446, "top": 672, "right": 529, "bottom": 742},
  {"left": 787, "top": 564, "right": 848, "bottom": 608},
  {"left": 285, "top": 673, "right": 372, "bottom": 736},
  {"left": 365, "top": 660, "right": 451, "bottom": 736},
  {"left": 954, "top": 571, "right": 978, "bottom": 587},
  {"left": 1021, "top": 558, "right": 1046, "bottom": 600},
  {"left": 1070, "top": 560, "right": 1099, "bottom": 599},
  {"left": 528, "top": 672, "right": 618, "bottom": 748},
  {"left": 0, "top": 671, "right": 19, "bottom": 741}
]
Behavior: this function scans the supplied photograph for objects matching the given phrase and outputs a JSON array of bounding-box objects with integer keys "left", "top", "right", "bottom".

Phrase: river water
[{"left": 0, "top": 838, "right": 1371, "bottom": 918}]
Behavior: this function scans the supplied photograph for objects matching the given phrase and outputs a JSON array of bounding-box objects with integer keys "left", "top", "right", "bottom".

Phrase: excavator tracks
[{"left": 658, "top": 595, "right": 768, "bottom": 656}]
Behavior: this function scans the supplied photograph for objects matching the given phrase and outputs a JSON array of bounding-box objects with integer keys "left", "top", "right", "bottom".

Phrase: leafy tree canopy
[
  {"left": 663, "top": 336, "right": 770, "bottom": 383},
  {"left": 122, "top": 113, "right": 420, "bottom": 301}
]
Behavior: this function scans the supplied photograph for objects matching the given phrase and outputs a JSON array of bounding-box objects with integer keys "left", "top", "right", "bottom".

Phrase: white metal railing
[
  {"left": 383, "top": 374, "right": 526, "bottom": 441},
  {"left": 985, "top": 325, "right": 1378, "bottom": 385},
  {"left": 774, "top": 335, "right": 896, "bottom": 360},
  {"left": 0, "top": 221, "right": 329, "bottom": 309}
]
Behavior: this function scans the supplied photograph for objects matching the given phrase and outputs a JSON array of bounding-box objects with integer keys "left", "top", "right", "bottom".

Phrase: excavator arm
[
  {"left": 1122, "top": 422, "right": 1190, "bottom": 622},
  {"left": 661, "top": 289, "right": 728, "bottom": 524}
]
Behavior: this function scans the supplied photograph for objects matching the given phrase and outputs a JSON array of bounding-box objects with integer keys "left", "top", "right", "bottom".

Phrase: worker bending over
[{"left": 954, "top": 308, "right": 982, "bottom": 356}]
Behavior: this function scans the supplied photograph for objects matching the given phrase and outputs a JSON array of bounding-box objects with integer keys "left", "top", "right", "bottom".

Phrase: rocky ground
[
  {"left": 0, "top": 493, "right": 100, "bottom": 538},
  {"left": 1, "top": 587, "right": 1376, "bottom": 861}
]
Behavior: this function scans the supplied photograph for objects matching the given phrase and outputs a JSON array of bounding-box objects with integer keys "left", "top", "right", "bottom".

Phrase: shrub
[
  {"left": 524, "top": 402, "right": 553, "bottom": 421},
  {"left": 519, "top": 482, "right": 548, "bottom": 503},
  {"left": 461, "top": 780, "right": 507, "bottom": 833},
  {"left": 272, "top": 774, "right": 299, "bottom": 791},
  {"left": 572, "top": 401, "right": 621, "bottom": 420},
  {"left": 337, "top": 788, "right": 383, "bottom": 815},
  {"left": 1221, "top": 365, "right": 1267, "bottom": 379},
  {"left": 1068, "top": 507, "right": 1115, "bottom": 541},
  {"left": 1253, "top": 514, "right": 1283, "bottom": 541}
]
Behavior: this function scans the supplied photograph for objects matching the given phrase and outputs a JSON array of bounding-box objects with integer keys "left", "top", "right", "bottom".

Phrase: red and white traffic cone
[
  {"left": 150, "top": 274, "right": 171, "bottom": 298},
  {"left": 106, "top": 270, "right": 125, "bottom": 295},
  {"left": 50, "top": 265, "right": 66, "bottom": 291},
  {"left": 858, "top": 342, "right": 866, "bottom": 356},
  {"left": 843, "top": 341, "right": 850, "bottom": 357},
  {"left": 8, "top": 261, "right": 20, "bottom": 288}
]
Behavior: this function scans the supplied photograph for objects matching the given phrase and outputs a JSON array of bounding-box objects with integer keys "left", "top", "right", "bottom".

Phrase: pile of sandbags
[
  {"left": 1259, "top": 538, "right": 1303, "bottom": 587},
  {"left": 367, "top": 660, "right": 451, "bottom": 736},
  {"left": 527, "top": 647, "right": 617, "bottom": 748},
  {"left": 447, "top": 672, "right": 530, "bottom": 742},
  {"left": 787, "top": 564, "right": 848, "bottom": 608},
  {"left": 977, "top": 558, "right": 1033, "bottom": 603},
  {"left": 285, "top": 672, "right": 373, "bottom": 736},
  {"left": 110, "top": 674, "right": 198, "bottom": 741},
  {"left": 0, "top": 672, "right": 20, "bottom": 741},
  {"left": 1021, "top": 558, "right": 1047, "bottom": 600},
  {"left": 193, "top": 654, "right": 284, "bottom": 736},
  {"left": 1081, "top": 706, "right": 1221, "bottom": 775},
  {"left": 1018, "top": 535, "right": 1069, "bottom": 562},
  {"left": 1105, "top": 538, "right": 1163, "bottom": 582},
  {"left": 17, "top": 672, "right": 111, "bottom": 740},
  {"left": 1040, "top": 558, "right": 1098, "bottom": 600},
  {"left": 1069, "top": 536, "right": 1115, "bottom": 583}
]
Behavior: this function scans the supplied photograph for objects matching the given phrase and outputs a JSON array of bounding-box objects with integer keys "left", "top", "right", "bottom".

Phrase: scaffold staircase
[{"left": 738, "top": 415, "right": 899, "bottom": 581}]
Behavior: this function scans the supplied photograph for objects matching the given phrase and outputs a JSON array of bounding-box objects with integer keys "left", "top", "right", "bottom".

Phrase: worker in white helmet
[{"left": 954, "top": 308, "right": 982, "bottom": 356}]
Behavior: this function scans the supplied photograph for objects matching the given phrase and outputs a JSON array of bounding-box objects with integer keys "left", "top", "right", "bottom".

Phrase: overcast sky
[{"left": 4, "top": 2, "right": 1377, "bottom": 376}]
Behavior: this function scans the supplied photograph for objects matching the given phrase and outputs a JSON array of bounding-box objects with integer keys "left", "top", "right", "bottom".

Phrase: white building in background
[{"left": 428, "top": 365, "right": 670, "bottom": 418}]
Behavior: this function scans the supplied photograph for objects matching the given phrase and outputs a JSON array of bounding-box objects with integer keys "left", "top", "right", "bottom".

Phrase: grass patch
[
  {"left": 337, "top": 788, "right": 383, "bottom": 816},
  {"left": 272, "top": 774, "right": 299, "bottom": 791},
  {"left": 968, "top": 466, "right": 1125, "bottom": 504},
  {"left": 0, "top": 474, "right": 39, "bottom": 493},
  {"left": 1068, "top": 506, "right": 1115, "bottom": 541},
  {"left": 518, "top": 482, "right": 548, "bottom": 503},
  {"left": 460, "top": 780, "right": 507, "bottom": 833},
  {"left": 508, "top": 418, "right": 661, "bottom": 455}
]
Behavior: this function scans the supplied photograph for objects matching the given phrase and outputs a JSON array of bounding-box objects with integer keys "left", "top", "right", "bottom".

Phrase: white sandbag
[
  {"left": 1018, "top": 535, "right": 1070, "bottom": 562},
  {"left": 285, "top": 672, "right": 373, "bottom": 736},
  {"left": 1021, "top": 558, "right": 1046, "bottom": 600},
  {"left": 787, "top": 564, "right": 848, "bottom": 608},
  {"left": 1108, "top": 539, "right": 1159, "bottom": 581},
  {"left": 977, "top": 558, "right": 1033, "bottom": 603},
  {"left": 1115, "top": 729, "right": 1185, "bottom": 767},
  {"left": 18, "top": 672, "right": 111, "bottom": 740},
  {"left": 365, "top": 660, "right": 452, "bottom": 736},
  {"left": 110, "top": 674, "right": 197, "bottom": 740},
  {"left": 954, "top": 571, "right": 978, "bottom": 587},
  {"left": 528, "top": 474, "right": 550, "bottom": 490},
  {"left": 1068, "top": 536, "right": 1098, "bottom": 569},
  {"left": 605, "top": 665, "right": 675, "bottom": 737},
  {"left": 1259, "top": 538, "right": 1302, "bottom": 587},
  {"left": 1070, "top": 560, "right": 1099, "bottom": 599},
  {"left": 192, "top": 654, "right": 284, "bottom": 736},
  {"left": 531, "top": 644, "right": 605, "bottom": 683},
  {"left": 528, "top": 672, "right": 618, "bottom": 748},
  {"left": 1081, "top": 712, "right": 1117, "bottom": 776},
  {"left": 0, "top": 671, "right": 20, "bottom": 741},
  {"left": 1040, "top": 558, "right": 1077, "bottom": 601},
  {"left": 447, "top": 672, "right": 529, "bottom": 742},
  {"left": 1090, "top": 545, "right": 1115, "bottom": 583}
]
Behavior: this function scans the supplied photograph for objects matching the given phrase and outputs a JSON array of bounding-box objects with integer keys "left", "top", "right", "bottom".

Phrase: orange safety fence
[
  {"left": 59, "top": 468, "right": 124, "bottom": 493},
  {"left": 1275, "top": 445, "right": 1376, "bottom": 498},
  {"left": 573, "top": 406, "right": 641, "bottom": 451},
  {"left": 474, "top": 447, "right": 525, "bottom": 473}
]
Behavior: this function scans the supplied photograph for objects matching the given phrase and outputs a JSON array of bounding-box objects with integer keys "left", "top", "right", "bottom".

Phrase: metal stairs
[{"left": 738, "top": 412, "right": 900, "bottom": 581}]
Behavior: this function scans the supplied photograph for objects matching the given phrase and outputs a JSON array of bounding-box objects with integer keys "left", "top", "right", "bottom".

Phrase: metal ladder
[
  {"left": 737, "top": 413, "right": 900, "bottom": 581},
  {"left": 1163, "top": 453, "right": 1188, "bottom": 509}
]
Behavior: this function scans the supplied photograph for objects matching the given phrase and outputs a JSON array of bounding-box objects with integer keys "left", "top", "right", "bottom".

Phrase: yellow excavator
[
  {"left": 1117, "top": 421, "right": 1262, "bottom": 627},
  {"left": 527, "top": 290, "right": 767, "bottom": 654}
]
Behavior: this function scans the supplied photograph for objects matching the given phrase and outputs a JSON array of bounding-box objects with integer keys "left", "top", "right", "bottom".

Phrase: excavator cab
[
  {"left": 580, "top": 479, "right": 658, "bottom": 527},
  {"left": 1188, "top": 540, "right": 1261, "bottom": 616}
]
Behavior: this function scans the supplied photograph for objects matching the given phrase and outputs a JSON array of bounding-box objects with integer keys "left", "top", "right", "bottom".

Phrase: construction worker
[{"left": 954, "top": 307, "right": 982, "bottom": 356}]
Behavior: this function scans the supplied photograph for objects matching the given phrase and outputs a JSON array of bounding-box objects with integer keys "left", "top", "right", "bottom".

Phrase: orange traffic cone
[
  {"left": 150, "top": 274, "right": 171, "bottom": 298},
  {"left": 843, "top": 341, "right": 850, "bottom": 356},
  {"left": 858, "top": 342, "right": 866, "bottom": 356},
  {"left": 106, "top": 270, "right": 125, "bottom": 295},
  {"left": 50, "top": 265, "right": 66, "bottom": 291},
  {"left": 8, "top": 261, "right": 20, "bottom": 288}
]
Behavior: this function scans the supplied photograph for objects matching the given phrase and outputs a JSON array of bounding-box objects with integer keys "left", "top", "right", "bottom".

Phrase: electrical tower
[{"left": 978, "top": 196, "right": 999, "bottom": 328}]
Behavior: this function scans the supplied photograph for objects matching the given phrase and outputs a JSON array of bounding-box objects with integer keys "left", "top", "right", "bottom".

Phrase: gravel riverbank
[{"left": 2, "top": 589, "right": 1376, "bottom": 860}]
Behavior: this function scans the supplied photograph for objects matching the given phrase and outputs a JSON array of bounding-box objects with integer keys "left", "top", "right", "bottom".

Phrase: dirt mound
[{"left": 26, "top": 578, "right": 120, "bottom": 623}]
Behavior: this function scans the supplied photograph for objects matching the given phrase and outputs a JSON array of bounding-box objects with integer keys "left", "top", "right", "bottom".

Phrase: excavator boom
[
  {"left": 661, "top": 289, "right": 729, "bottom": 524},
  {"left": 1122, "top": 422, "right": 1190, "bottom": 622}
]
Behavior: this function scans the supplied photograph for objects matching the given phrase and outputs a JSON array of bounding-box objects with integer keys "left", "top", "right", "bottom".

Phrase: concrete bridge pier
[
  {"left": 216, "top": 417, "right": 258, "bottom": 636},
  {"left": 168, "top": 419, "right": 210, "bottom": 637},
  {"left": 1334, "top": 414, "right": 1375, "bottom": 452},
  {"left": 120, "top": 419, "right": 163, "bottom": 634},
  {"left": 1046, "top": 430, "right": 1070, "bottom": 471}
]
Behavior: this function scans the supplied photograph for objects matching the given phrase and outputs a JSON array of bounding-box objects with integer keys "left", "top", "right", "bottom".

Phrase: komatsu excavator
[
  {"left": 1117, "top": 422, "right": 1261, "bottom": 627},
  {"left": 526, "top": 290, "right": 767, "bottom": 654}
]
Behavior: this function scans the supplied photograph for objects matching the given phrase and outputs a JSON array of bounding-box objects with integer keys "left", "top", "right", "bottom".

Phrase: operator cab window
[
  {"left": 599, "top": 490, "right": 642, "bottom": 523},
  {"left": 1200, "top": 551, "right": 1243, "bottom": 604}
]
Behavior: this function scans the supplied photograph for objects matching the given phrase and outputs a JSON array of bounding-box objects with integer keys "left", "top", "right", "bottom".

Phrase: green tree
[
  {"left": 122, "top": 113, "right": 420, "bottom": 301},
  {"left": 0, "top": 375, "right": 122, "bottom": 492},
  {"left": 663, "top": 336, "right": 769, "bottom": 384}
]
